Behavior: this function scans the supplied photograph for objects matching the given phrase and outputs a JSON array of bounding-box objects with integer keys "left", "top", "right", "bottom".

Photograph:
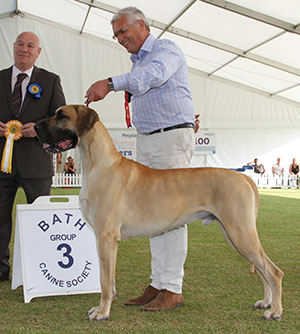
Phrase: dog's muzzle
[
  {"left": 34, "top": 121, "right": 78, "bottom": 154},
  {"left": 40, "top": 139, "right": 75, "bottom": 154}
]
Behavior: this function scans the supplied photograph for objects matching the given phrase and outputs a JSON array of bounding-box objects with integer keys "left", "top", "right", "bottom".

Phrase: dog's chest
[{"left": 79, "top": 191, "right": 92, "bottom": 225}]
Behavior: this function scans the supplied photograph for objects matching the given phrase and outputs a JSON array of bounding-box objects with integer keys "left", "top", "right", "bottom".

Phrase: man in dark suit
[{"left": 0, "top": 31, "right": 66, "bottom": 282}]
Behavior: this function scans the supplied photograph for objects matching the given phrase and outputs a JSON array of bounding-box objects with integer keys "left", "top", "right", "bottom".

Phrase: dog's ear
[{"left": 75, "top": 105, "right": 100, "bottom": 137}]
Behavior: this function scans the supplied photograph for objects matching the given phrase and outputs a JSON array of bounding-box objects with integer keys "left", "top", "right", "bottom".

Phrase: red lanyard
[{"left": 124, "top": 91, "right": 132, "bottom": 128}]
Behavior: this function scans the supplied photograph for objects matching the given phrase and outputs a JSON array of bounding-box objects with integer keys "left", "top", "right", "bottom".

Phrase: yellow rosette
[{"left": 1, "top": 120, "right": 23, "bottom": 174}]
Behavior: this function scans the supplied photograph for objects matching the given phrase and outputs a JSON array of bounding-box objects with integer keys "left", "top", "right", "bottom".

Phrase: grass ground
[{"left": 0, "top": 187, "right": 299, "bottom": 333}]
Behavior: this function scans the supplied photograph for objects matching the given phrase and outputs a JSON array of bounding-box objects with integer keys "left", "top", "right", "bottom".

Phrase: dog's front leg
[{"left": 88, "top": 231, "right": 119, "bottom": 321}]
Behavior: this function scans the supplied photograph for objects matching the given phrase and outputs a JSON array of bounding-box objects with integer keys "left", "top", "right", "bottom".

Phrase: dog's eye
[{"left": 56, "top": 113, "right": 70, "bottom": 121}]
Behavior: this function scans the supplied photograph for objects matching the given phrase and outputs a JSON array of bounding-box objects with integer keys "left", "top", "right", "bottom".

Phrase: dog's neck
[{"left": 79, "top": 120, "right": 121, "bottom": 175}]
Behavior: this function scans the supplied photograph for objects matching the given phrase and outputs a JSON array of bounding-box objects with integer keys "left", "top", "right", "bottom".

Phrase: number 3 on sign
[{"left": 57, "top": 243, "right": 74, "bottom": 269}]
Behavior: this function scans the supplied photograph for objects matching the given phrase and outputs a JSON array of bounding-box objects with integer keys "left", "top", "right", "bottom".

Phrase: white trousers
[{"left": 136, "top": 128, "right": 195, "bottom": 294}]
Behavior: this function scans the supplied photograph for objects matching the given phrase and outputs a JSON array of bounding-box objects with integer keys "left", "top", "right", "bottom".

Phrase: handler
[
  {"left": 85, "top": 7, "right": 198, "bottom": 311},
  {"left": 0, "top": 32, "right": 66, "bottom": 282}
]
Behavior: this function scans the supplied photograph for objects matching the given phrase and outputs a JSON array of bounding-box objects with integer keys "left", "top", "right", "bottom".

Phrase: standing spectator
[
  {"left": 272, "top": 157, "right": 284, "bottom": 176},
  {"left": 56, "top": 152, "right": 62, "bottom": 173},
  {"left": 0, "top": 31, "right": 66, "bottom": 282},
  {"left": 85, "top": 7, "right": 198, "bottom": 311}
]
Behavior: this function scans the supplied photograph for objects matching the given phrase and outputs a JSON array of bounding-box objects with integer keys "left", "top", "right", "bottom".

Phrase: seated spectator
[
  {"left": 64, "top": 156, "right": 76, "bottom": 175},
  {"left": 272, "top": 157, "right": 284, "bottom": 176},
  {"left": 247, "top": 158, "right": 265, "bottom": 174},
  {"left": 289, "top": 158, "right": 299, "bottom": 176}
]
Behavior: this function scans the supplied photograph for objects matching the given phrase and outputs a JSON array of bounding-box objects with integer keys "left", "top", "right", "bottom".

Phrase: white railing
[
  {"left": 249, "top": 174, "right": 299, "bottom": 188},
  {"left": 52, "top": 173, "right": 82, "bottom": 187},
  {"left": 51, "top": 171, "right": 299, "bottom": 189}
]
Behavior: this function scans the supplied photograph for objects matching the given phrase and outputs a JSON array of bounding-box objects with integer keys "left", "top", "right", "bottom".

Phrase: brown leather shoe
[
  {"left": 124, "top": 285, "right": 161, "bottom": 306},
  {"left": 142, "top": 289, "right": 184, "bottom": 311}
]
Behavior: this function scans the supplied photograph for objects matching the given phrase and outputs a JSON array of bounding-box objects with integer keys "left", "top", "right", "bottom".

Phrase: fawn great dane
[{"left": 34, "top": 105, "right": 283, "bottom": 321}]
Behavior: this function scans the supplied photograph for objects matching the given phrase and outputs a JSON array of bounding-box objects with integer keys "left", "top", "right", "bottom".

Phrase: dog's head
[{"left": 34, "top": 105, "right": 100, "bottom": 154}]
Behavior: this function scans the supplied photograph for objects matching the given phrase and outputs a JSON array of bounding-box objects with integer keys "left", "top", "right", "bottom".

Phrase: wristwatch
[{"left": 108, "top": 77, "right": 114, "bottom": 91}]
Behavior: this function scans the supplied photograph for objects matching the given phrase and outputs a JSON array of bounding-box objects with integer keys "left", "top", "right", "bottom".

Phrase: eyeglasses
[
  {"left": 112, "top": 27, "right": 129, "bottom": 40},
  {"left": 112, "top": 21, "right": 137, "bottom": 40}
]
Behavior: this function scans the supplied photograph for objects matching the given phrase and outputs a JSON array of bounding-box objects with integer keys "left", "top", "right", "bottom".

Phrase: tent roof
[{"left": 2, "top": 0, "right": 300, "bottom": 105}]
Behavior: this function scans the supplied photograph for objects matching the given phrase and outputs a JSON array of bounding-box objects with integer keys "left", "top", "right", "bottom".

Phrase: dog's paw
[
  {"left": 87, "top": 306, "right": 109, "bottom": 321},
  {"left": 263, "top": 310, "right": 281, "bottom": 321},
  {"left": 253, "top": 300, "right": 272, "bottom": 310},
  {"left": 87, "top": 306, "right": 97, "bottom": 315}
]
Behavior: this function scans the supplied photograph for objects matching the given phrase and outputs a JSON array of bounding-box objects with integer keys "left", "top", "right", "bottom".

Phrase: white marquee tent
[{"left": 1, "top": 0, "right": 300, "bottom": 172}]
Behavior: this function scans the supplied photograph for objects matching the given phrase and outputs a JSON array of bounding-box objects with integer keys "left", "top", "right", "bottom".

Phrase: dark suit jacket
[{"left": 0, "top": 66, "right": 66, "bottom": 179}]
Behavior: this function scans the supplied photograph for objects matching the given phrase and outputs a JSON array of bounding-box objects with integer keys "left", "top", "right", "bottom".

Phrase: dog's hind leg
[
  {"left": 253, "top": 271, "right": 272, "bottom": 310},
  {"left": 253, "top": 254, "right": 283, "bottom": 320},
  {"left": 88, "top": 228, "right": 120, "bottom": 321},
  {"left": 217, "top": 220, "right": 283, "bottom": 320}
]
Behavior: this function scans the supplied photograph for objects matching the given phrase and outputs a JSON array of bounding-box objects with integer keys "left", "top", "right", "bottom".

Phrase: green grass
[{"left": 0, "top": 187, "right": 300, "bottom": 333}]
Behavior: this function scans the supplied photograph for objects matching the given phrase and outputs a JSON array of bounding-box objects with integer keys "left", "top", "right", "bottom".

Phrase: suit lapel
[{"left": 2, "top": 67, "right": 13, "bottom": 113}]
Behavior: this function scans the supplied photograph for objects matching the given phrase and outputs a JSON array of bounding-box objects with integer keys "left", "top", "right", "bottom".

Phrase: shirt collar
[
  {"left": 12, "top": 65, "right": 34, "bottom": 80},
  {"left": 130, "top": 34, "right": 156, "bottom": 63}
]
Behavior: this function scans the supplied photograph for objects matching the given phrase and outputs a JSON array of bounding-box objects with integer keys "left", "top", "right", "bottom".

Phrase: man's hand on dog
[{"left": 85, "top": 79, "right": 111, "bottom": 104}]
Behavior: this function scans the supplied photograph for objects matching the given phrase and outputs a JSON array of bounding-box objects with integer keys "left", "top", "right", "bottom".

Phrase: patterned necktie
[{"left": 12, "top": 73, "right": 27, "bottom": 118}]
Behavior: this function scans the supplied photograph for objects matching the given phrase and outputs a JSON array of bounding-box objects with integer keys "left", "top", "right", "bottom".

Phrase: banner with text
[
  {"left": 109, "top": 129, "right": 137, "bottom": 160},
  {"left": 194, "top": 130, "right": 217, "bottom": 155}
]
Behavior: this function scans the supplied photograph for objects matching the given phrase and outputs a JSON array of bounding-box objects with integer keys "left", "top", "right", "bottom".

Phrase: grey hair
[{"left": 111, "top": 6, "right": 150, "bottom": 31}]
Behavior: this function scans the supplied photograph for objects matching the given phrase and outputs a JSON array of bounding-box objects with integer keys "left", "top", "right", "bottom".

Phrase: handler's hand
[
  {"left": 0, "top": 122, "right": 7, "bottom": 137},
  {"left": 194, "top": 114, "right": 200, "bottom": 134},
  {"left": 85, "top": 79, "right": 110, "bottom": 105},
  {"left": 21, "top": 122, "right": 36, "bottom": 138}
]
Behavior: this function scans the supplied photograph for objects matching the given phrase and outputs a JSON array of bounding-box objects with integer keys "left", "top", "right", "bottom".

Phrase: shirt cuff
[{"left": 111, "top": 74, "right": 129, "bottom": 92}]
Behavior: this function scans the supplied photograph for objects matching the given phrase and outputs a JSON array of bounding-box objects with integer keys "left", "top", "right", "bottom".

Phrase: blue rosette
[{"left": 28, "top": 83, "right": 42, "bottom": 98}]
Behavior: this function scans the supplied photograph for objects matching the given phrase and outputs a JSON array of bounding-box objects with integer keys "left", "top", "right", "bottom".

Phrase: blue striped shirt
[{"left": 112, "top": 34, "right": 194, "bottom": 133}]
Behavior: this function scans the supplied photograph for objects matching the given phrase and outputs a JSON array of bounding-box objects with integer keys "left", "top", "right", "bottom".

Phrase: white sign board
[
  {"left": 12, "top": 196, "right": 101, "bottom": 303},
  {"left": 194, "top": 131, "right": 217, "bottom": 155}
]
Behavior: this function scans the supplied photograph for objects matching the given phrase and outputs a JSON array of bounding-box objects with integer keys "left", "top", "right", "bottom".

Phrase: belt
[{"left": 144, "top": 123, "right": 194, "bottom": 135}]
